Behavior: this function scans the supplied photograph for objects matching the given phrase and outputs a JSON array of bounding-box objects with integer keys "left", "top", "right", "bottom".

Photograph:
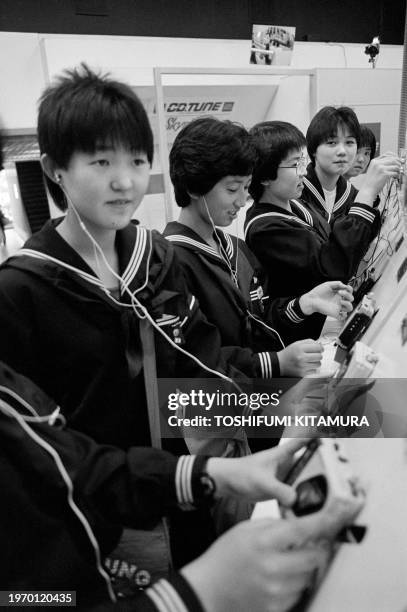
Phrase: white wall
[
  {"left": 0, "top": 31, "right": 403, "bottom": 130},
  {"left": 0, "top": 32, "right": 45, "bottom": 130},
  {"left": 0, "top": 32, "right": 404, "bottom": 230}
]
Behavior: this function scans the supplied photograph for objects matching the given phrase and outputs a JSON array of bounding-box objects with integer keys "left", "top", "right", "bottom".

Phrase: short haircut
[
  {"left": 169, "top": 116, "right": 256, "bottom": 207},
  {"left": 306, "top": 106, "right": 361, "bottom": 166},
  {"left": 38, "top": 63, "right": 153, "bottom": 211},
  {"left": 359, "top": 126, "right": 377, "bottom": 158},
  {"left": 248, "top": 121, "right": 306, "bottom": 201}
]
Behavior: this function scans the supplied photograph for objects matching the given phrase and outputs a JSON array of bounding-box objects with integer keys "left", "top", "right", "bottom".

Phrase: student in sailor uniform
[
  {"left": 343, "top": 125, "right": 377, "bottom": 189},
  {"left": 245, "top": 120, "right": 401, "bottom": 338},
  {"left": 302, "top": 106, "right": 360, "bottom": 224},
  {"left": 0, "top": 66, "right": 297, "bottom": 567},
  {"left": 1, "top": 360, "right": 335, "bottom": 612},
  {"left": 164, "top": 117, "right": 354, "bottom": 369},
  {"left": 302, "top": 106, "right": 394, "bottom": 225}
]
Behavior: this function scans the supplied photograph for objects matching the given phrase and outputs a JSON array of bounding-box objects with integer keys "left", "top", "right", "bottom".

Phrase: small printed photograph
[{"left": 250, "top": 24, "right": 296, "bottom": 66}]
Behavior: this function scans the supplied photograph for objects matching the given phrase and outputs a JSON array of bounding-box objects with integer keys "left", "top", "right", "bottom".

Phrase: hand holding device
[
  {"left": 181, "top": 514, "right": 331, "bottom": 612},
  {"left": 278, "top": 339, "right": 323, "bottom": 376},
  {"left": 299, "top": 281, "right": 354, "bottom": 320},
  {"left": 206, "top": 437, "right": 313, "bottom": 506},
  {"left": 281, "top": 438, "right": 366, "bottom": 540}
]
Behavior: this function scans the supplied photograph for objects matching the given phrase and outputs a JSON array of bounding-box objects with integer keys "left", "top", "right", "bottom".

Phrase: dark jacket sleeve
[
  {"left": 153, "top": 239, "right": 281, "bottom": 379},
  {"left": 0, "top": 360, "right": 210, "bottom": 530},
  {"left": 0, "top": 362, "right": 206, "bottom": 612},
  {"left": 85, "top": 573, "right": 205, "bottom": 611},
  {"left": 0, "top": 269, "right": 34, "bottom": 375},
  {"left": 177, "top": 288, "right": 280, "bottom": 378},
  {"left": 246, "top": 205, "right": 380, "bottom": 296},
  {"left": 237, "top": 240, "right": 317, "bottom": 344}
]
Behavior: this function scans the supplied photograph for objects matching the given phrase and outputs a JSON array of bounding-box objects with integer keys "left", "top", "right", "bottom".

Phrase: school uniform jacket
[
  {"left": 0, "top": 360, "right": 206, "bottom": 611},
  {"left": 0, "top": 219, "right": 278, "bottom": 450},
  {"left": 245, "top": 198, "right": 380, "bottom": 338},
  {"left": 302, "top": 163, "right": 380, "bottom": 226},
  {"left": 164, "top": 221, "right": 314, "bottom": 351},
  {"left": 301, "top": 163, "right": 359, "bottom": 224}
]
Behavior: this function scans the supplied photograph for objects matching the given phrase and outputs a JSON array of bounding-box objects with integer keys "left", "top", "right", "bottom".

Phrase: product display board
[
  {"left": 153, "top": 67, "right": 316, "bottom": 225},
  {"left": 131, "top": 80, "right": 281, "bottom": 231},
  {"left": 307, "top": 198, "right": 407, "bottom": 610},
  {"left": 253, "top": 201, "right": 407, "bottom": 611}
]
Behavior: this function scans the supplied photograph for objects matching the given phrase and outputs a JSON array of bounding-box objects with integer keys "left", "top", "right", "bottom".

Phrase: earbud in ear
[{"left": 54, "top": 173, "right": 62, "bottom": 183}]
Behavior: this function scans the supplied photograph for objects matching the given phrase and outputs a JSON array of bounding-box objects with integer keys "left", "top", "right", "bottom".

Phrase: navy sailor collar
[
  {"left": 164, "top": 221, "right": 237, "bottom": 267},
  {"left": 244, "top": 199, "right": 314, "bottom": 238},
  {"left": 7, "top": 218, "right": 153, "bottom": 300},
  {"left": 303, "top": 163, "right": 352, "bottom": 213}
]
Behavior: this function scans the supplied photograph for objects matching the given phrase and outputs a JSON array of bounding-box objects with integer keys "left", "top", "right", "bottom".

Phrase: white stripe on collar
[
  {"left": 14, "top": 249, "right": 104, "bottom": 288},
  {"left": 304, "top": 176, "right": 351, "bottom": 213},
  {"left": 333, "top": 182, "right": 351, "bottom": 212},
  {"left": 121, "top": 226, "right": 148, "bottom": 287},
  {"left": 303, "top": 177, "right": 326, "bottom": 208},
  {"left": 165, "top": 234, "right": 222, "bottom": 260},
  {"left": 290, "top": 199, "right": 314, "bottom": 226},
  {"left": 244, "top": 211, "right": 311, "bottom": 238},
  {"left": 223, "top": 231, "right": 234, "bottom": 259}
]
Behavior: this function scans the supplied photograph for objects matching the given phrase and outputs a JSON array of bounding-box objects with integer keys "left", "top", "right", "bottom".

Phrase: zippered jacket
[{"left": 0, "top": 360, "right": 206, "bottom": 611}]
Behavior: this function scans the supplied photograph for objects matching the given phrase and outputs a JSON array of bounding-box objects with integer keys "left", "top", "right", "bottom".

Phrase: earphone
[{"left": 54, "top": 173, "right": 62, "bottom": 183}]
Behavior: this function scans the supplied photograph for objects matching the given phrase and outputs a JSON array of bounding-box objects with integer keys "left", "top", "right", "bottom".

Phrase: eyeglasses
[{"left": 278, "top": 156, "right": 308, "bottom": 175}]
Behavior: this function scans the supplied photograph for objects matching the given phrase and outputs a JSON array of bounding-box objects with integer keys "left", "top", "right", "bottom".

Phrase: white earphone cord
[
  {"left": 57, "top": 182, "right": 243, "bottom": 391},
  {"left": 202, "top": 195, "right": 239, "bottom": 287},
  {"left": 202, "top": 195, "right": 285, "bottom": 349}
]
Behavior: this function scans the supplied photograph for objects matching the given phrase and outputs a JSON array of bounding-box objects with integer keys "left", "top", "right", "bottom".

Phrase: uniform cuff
[
  {"left": 257, "top": 351, "right": 280, "bottom": 377},
  {"left": 175, "top": 455, "right": 214, "bottom": 509},
  {"left": 349, "top": 204, "right": 377, "bottom": 224},
  {"left": 286, "top": 298, "right": 306, "bottom": 323},
  {"left": 146, "top": 573, "right": 205, "bottom": 612}
]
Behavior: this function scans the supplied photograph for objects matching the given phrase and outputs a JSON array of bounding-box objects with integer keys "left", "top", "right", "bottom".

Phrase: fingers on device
[
  {"left": 337, "top": 293, "right": 376, "bottom": 350},
  {"left": 281, "top": 438, "right": 366, "bottom": 542}
]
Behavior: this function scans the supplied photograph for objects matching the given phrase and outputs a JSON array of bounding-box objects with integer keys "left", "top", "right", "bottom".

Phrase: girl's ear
[
  {"left": 187, "top": 191, "right": 200, "bottom": 203},
  {"left": 40, "top": 153, "right": 62, "bottom": 184}
]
